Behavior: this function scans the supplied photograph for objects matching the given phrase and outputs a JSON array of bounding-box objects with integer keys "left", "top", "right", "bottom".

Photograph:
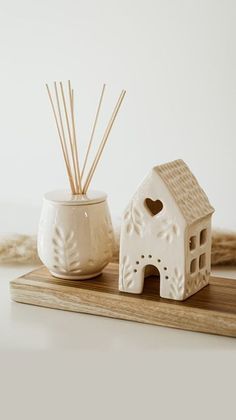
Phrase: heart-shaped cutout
[{"left": 145, "top": 198, "right": 163, "bottom": 216}]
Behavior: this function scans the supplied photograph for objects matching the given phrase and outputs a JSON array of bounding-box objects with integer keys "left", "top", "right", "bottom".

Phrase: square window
[
  {"left": 200, "top": 229, "right": 207, "bottom": 245},
  {"left": 199, "top": 253, "right": 206, "bottom": 269},
  {"left": 189, "top": 236, "right": 197, "bottom": 251},
  {"left": 190, "top": 258, "right": 197, "bottom": 274}
]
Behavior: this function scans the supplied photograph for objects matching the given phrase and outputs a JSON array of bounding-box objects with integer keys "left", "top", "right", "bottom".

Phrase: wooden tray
[{"left": 10, "top": 263, "right": 236, "bottom": 337}]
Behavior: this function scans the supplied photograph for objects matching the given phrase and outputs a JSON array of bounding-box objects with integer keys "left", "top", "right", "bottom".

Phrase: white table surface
[{"left": 0, "top": 264, "right": 235, "bottom": 419}]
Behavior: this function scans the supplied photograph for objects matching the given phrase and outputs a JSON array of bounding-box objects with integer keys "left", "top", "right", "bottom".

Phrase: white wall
[{"left": 0, "top": 0, "right": 235, "bottom": 232}]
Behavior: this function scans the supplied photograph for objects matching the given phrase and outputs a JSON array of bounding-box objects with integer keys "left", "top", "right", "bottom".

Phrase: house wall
[
  {"left": 184, "top": 215, "right": 212, "bottom": 299},
  {"left": 119, "top": 168, "right": 186, "bottom": 297}
]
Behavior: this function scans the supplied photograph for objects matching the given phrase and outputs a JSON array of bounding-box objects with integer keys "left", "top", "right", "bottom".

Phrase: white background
[
  {"left": 0, "top": 3, "right": 235, "bottom": 419},
  {"left": 0, "top": 0, "right": 235, "bottom": 232}
]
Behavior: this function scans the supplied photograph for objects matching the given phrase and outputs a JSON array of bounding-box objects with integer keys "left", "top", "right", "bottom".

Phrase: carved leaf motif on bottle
[
  {"left": 52, "top": 226, "right": 81, "bottom": 273},
  {"left": 89, "top": 217, "right": 113, "bottom": 267}
]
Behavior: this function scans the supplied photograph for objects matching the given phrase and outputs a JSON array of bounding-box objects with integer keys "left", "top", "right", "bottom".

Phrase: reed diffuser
[{"left": 37, "top": 81, "right": 126, "bottom": 279}]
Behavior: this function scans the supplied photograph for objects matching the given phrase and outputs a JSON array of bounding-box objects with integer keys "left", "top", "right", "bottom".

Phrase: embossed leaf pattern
[
  {"left": 169, "top": 267, "right": 184, "bottom": 299},
  {"left": 99, "top": 220, "right": 113, "bottom": 266},
  {"left": 194, "top": 273, "right": 203, "bottom": 290},
  {"left": 105, "top": 216, "right": 114, "bottom": 254},
  {"left": 88, "top": 216, "right": 114, "bottom": 268},
  {"left": 120, "top": 256, "right": 134, "bottom": 290},
  {"left": 186, "top": 271, "right": 208, "bottom": 297},
  {"left": 124, "top": 200, "right": 144, "bottom": 236},
  {"left": 157, "top": 219, "right": 179, "bottom": 243},
  {"left": 53, "top": 226, "right": 81, "bottom": 273}
]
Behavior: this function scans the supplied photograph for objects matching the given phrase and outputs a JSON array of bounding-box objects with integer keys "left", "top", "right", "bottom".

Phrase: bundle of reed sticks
[{"left": 46, "top": 81, "right": 126, "bottom": 194}]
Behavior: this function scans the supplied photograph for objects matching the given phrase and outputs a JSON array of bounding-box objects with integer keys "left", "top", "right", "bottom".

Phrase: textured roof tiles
[{"left": 155, "top": 159, "right": 214, "bottom": 224}]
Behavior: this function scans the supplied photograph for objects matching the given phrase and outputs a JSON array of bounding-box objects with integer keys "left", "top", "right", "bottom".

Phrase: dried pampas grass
[
  {"left": 211, "top": 231, "right": 236, "bottom": 266},
  {"left": 0, "top": 228, "right": 236, "bottom": 266},
  {"left": 0, "top": 235, "right": 40, "bottom": 264}
]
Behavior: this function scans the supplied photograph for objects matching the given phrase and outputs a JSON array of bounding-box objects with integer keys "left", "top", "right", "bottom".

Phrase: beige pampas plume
[
  {"left": 0, "top": 235, "right": 40, "bottom": 264},
  {"left": 211, "top": 231, "right": 236, "bottom": 265}
]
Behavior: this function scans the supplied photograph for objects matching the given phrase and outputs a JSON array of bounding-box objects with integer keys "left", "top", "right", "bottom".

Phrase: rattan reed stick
[
  {"left": 81, "top": 84, "right": 106, "bottom": 180},
  {"left": 60, "top": 82, "right": 80, "bottom": 193},
  {"left": 68, "top": 81, "right": 82, "bottom": 194},
  {"left": 46, "top": 84, "right": 76, "bottom": 194},
  {"left": 46, "top": 81, "right": 125, "bottom": 196},
  {"left": 83, "top": 90, "right": 126, "bottom": 193}
]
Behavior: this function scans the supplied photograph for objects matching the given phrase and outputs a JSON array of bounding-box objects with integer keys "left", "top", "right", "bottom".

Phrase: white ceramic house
[{"left": 119, "top": 159, "right": 215, "bottom": 300}]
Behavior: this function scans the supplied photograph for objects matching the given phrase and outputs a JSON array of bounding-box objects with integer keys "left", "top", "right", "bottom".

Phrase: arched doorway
[{"left": 143, "top": 264, "right": 160, "bottom": 294}]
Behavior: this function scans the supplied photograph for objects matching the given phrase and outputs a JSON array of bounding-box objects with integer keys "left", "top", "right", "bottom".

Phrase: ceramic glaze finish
[
  {"left": 184, "top": 216, "right": 212, "bottom": 299},
  {"left": 119, "top": 160, "right": 215, "bottom": 301},
  {"left": 38, "top": 190, "right": 114, "bottom": 279},
  {"left": 44, "top": 190, "right": 107, "bottom": 205}
]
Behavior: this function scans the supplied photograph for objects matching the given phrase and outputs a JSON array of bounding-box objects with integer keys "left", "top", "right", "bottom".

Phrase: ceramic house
[{"left": 119, "top": 159, "right": 215, "bottom": 300}]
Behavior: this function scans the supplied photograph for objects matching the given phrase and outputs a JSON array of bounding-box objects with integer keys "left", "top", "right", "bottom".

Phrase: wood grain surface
[{"left": 10, "top": 263, "right": 236, "bottom": 337}]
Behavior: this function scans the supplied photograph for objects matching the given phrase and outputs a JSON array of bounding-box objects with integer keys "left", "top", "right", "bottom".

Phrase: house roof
[{"left": 154, "top": 159, "right": 214, "bottom": 224}]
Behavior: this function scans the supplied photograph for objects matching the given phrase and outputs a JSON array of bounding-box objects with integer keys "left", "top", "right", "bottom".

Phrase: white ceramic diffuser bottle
[
  {"left": 37, "top": 190, "right": 114, "bottom": 279},
  {"left": 41, "top": 81, "right": 125, "bottom": 279}
]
